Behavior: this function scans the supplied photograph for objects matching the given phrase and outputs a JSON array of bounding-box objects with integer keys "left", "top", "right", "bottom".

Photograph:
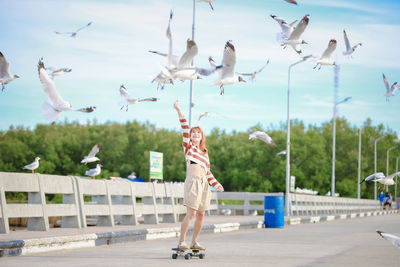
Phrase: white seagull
[
  {"left": 169, "top": 39, "right": 201, "bottom": 80},
  {"left": 118, "top": 85, "right": 159, "bottom": 111},
  {"left": 342, "top": 30, "right": 362, "bottom": 57},
  {"left": 237, "top": 59, "right": 269, "bottom": 81},
  {"left": 150, "top": 40, "right": 211, "bottom": 81},
  {"left": 280, "top": 14, "right": 309, "bottom": 55},
  {"left": 23, "top": 157, "right": 40, "bottom": 173},
  {"left": 276, "top": 150, "right": 287, "bottom": 156},
  {"left": 38, "top": 58, "right": 96, "bottom": 125},
  {"left": 151, "top": 72, "right": 174, "bottom": 90},
  {"left": 0, "top": 52, "right": 20, "bottom": 91},
  {"left": 81, "top": 144, "right": 100, "bottom": 165},
  {"left": 55, "top": 22, "right": 92, "bottom": 38},
  {"left": 150, "top": 10, "right": 175, "bottom": 89},
  {"left": 313, "top": 39, "right": 337, "bottom": 70},
  {"left": 85, "top": 164, "right": 102, "bottom": 179},
  {"left": 45, "top": 67, "right": 72, "bottom": 79},
  {"left": 270, "top": 15, "right": 298, "bottom": 43},
  {"left": 372, "top": 172, "right": 400, "bottom": 186},
  {"left": 220, "top": 202, "right": 232, "bottom": 216},
  {"left": 376, "top": 230, "right": 400, "bottom": 249},
  {"left": 198, "top": 112, "right": 211, "bottom": 123},
  {"left": 198, "top": 0, "right": 215, "bottom": 10},
  {"left": 212, "top": 41, "right": 246, "bottom": 95},
  {"left": 249, "top": 131, "right": 276, "bottom": 146},
  {"left": 359, "top": 172, "right": 385, "bottom": 184},
  {"left": 382, "top": 73, "right": 399, "bottom": 101},
  {"left": 150, "top": 10, "right": 216, "bottom": 82}
]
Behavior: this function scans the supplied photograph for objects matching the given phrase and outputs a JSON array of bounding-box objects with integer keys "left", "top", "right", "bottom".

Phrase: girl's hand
[
  {"left": 174, "top": 100, "right": 180, "bottom": 111},
  {"left": 216, "top": 185, "right": 224, "bottom": 192}
]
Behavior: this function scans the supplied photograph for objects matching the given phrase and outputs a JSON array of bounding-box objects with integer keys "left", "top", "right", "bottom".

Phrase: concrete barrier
[{"left": 0, "top": 172, "right": 218, "bottom": 234}]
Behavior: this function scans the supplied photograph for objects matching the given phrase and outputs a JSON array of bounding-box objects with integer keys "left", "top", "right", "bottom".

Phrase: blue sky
[{"left": 1, "top": 0, "right": 399, "bottom": 135}]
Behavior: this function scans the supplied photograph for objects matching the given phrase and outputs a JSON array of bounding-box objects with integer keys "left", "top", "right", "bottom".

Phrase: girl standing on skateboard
[{"left": 174, "top": 100, "right": 224, "bottom": 250}]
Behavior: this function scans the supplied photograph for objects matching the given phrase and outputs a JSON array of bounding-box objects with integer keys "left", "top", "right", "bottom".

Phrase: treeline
[{"left": 0, "top": 118, "right": 398, "bottom": 199}]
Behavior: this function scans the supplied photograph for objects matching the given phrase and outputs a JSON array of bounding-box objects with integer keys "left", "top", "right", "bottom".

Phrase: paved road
[{"left": 1, "top": 214, "right": 399, "bottom": 267}]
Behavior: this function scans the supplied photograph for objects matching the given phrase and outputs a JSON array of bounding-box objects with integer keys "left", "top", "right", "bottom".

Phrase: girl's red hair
[{"left": 190, "top": 127, "right": 207, "bottom": 153}]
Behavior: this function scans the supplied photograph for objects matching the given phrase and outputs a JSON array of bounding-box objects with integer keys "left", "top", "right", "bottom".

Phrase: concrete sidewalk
[{"left": 0, "top": 210, "right": 396, "bottom": 257}]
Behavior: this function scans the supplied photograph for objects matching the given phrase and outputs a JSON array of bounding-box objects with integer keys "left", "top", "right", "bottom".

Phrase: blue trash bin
[{"left": 264, "top": 195, "right": 284, "bottom": 228}]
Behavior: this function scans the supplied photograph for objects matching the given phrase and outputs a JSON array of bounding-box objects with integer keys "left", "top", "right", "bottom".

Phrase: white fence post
[
  {"left": 27, "top": 174, "right": 49, "bottom": 231},
  {"left": 0, "top": 184, "right": 9, "bottom": 233}
]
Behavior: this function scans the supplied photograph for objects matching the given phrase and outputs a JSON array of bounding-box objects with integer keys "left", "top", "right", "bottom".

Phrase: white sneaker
[
  {"left": 190, "top": 242, "right": 205, "bottom": 250},
  {"left": 178, "top": 241, "right": 189, "bottom": 250}
]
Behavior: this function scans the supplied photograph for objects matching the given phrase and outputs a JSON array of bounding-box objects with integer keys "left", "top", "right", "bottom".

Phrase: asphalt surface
[{"left": 1, "top": 214, "right": 399, "bottom": 267}]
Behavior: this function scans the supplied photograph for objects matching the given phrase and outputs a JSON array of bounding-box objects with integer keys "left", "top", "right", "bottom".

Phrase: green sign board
[
  {"left": 290, "top": 176, "right": 295, "bottom": 193},
  {"left": 149, "top": 151, "right": 163, "bottom": 180}
]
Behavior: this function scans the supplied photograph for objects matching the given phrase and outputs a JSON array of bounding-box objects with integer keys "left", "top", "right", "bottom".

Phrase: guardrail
[
  {"left": 217, "top": 192, "right": 283, "bottom": 215},
  {"left": 290, "top": 193, "right": 380, "bottom": 216},
  {"left": 0, "top": 172, "right": 218, "bottom": 234},
  {"left": 0, "top": 172, "right": 382, "bottom": 234},
  {"left": 217, "top": 192, "right": 380, "bottom": 216}
]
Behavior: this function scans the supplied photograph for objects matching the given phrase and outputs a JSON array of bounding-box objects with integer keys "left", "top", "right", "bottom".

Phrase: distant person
[
  {"left": 174, "top": 100, "right": 224, "bottom": 251},
  {"left": 383, "top": 192, "right": 392, "bottom": 210},
  {"left": 379, "top": 190, "right": 385, "bottom": 209}
]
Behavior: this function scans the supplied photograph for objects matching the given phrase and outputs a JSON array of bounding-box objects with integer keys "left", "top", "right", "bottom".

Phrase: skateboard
[{"left": 171, "top": 247, "right": 205, "bottom": 260}]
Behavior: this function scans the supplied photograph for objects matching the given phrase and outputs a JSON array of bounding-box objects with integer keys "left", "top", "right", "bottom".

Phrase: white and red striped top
[{"left": 179, "top": 115, "right": 221, "bottom": 188}]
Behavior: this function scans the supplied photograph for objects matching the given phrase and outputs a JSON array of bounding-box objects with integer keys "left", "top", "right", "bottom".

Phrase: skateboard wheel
[
  {"left": 172, "top": 254, "right": 177, "bottom": 259},
  {"left": 199, "top": 253, "right": 205, "bottom": 259},
  {"left": 184, "top": 254, "right": 190, "bottom": 260}
]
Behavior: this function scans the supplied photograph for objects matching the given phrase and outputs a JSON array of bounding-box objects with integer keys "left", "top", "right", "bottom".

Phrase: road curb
[
  {"left": 287, "top": 210, "right": 397, "bottom": 225},
  {"left": 0, "top": 220, "right": 263, "bottom": 257}
]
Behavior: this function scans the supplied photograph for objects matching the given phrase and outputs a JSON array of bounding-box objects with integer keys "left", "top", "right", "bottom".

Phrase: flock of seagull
[
  {"left": 22, "top": 143, "right": 102, "bottom": 179},
  {"left": 3, "top": 1, "right": 399, "bottom": 186},
  {"left": 0, "top": 1, "right": 398, "bottom": 123}
]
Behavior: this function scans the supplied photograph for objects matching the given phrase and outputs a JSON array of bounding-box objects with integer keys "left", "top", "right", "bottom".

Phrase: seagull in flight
[
  {"left": 38, "top": 58, "right": 96, "bottom": 125},
  {"left": 237, "top": 59, "right": 269, "bottom": 81},
  {"left": 150, "top": 10, "right": 217, "bottom": 82},
  {"left": 197, "top": 112, "right": 212, "bottom": 124},
  {"left": 198, "top": 0, "right": 215, "bottom": 10},
  {"left": 0, "top": 52, "right": 20, "bottom": 91},
  {"left": 149, "top": 10, "right": 175, "bottom": 88},
  {"left": 276, "top": 150, "right": 286, "bottom": 156},
  {"left": 359, "top": 172, "right": 385, "bottom": 184},
  {"left": 249, "top": 131, "right": 276, "bottom": 146},
  {"left": 118, "top": 85, "right": 159, "bottom": 111},
  {"left": 270, "top": 15, "right": 298, "bottom": 45},
  {"left": 81, "top": 144, "right": 100, "bottom": 165},
  {"left": 85, "top": 164, "right": 102, "bottom": 179},
  {"left": 279, "top": 14, "right": 309, "bottom": 55},
  {"left": 284, "top": 0, "right": 297, "bottom": 4},
  {"left": 313, "top": 39, "right": 337, "bottom": 70},
  {"left": 342, "top": 30, "right": 362, "bottom": 58},
  {"left": 376, "top": 230, "right": 400, "bottom": 249},
  {"left": 46, "top": 67, "right": 72, "bottom": 79},
  {"left": 212, "top": 41, "right": 246, "bottom": 95},
  {"left": 55, "top": 22, "right": 92, "bottom": 38},
  {"left": 23, "top": 157, "right": 40, "bottom": 173},
  {"left": 382, "top": 73, "right": 399, "bottom": 101},
  {"left": 372, "top": 172, "right": 400, "bottom": 186}
]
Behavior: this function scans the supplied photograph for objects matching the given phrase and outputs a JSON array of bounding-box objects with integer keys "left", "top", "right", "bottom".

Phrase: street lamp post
[
  {"left": 331, "top": 96, "right": 351, "bottom": 197},
  {"left": 374, "top": 136, "right": 385, "bottom": 200},
  {"left": 285, "top": 57, "right": 308, "bottom": 217},
  {"left": 396, "top": 157, "right": 399, "bottom": 200},
  {"left": 188, "top": 0, "right": 196, "bottom": 127},
  {"left": 357, "top": 128, "right": 361, "bottom": 199},
  {"left": 386, "top": 145, "right": 398, "bottom": 192}
]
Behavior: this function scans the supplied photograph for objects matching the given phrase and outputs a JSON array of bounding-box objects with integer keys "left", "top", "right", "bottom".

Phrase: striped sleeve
[
  {"left": 206, "top": 170, "right": 221, "bottom": 188},
  {"left": 179, "top": 115, "right": 190, "bottom": 148}
]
